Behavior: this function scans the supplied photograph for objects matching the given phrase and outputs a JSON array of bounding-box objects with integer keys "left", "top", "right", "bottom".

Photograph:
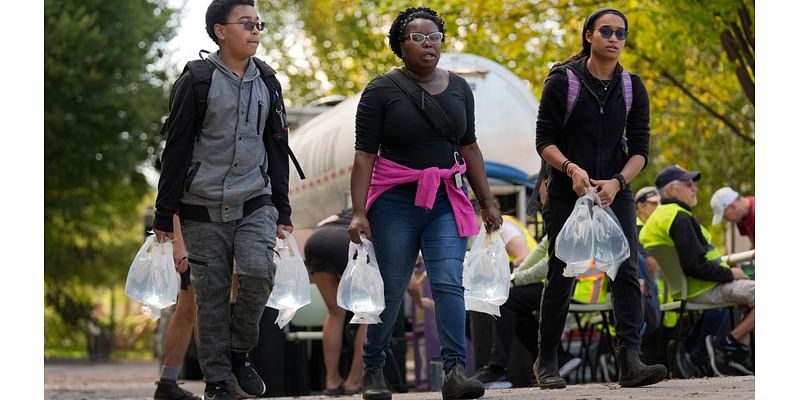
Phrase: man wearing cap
[
  {"left": 711, "top": 187, "right": 755, "bottom": 244},
  {"left": 635, "top": 186, "right": 660, "bottom": 225},
  {"left": 639, "top": 165, "right": 754, "bottom": 377}
]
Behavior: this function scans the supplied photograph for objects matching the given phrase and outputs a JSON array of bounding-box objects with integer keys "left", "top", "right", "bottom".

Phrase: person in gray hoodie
[{"left": 153, "top": 1, "right": 295, "bottom": 399}]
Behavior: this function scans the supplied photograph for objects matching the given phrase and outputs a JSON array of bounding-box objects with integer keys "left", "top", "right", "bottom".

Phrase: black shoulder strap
[
  {"left": 384, "top": 68, "right": 458, "bottom": 144},
  {"left": 187, "top": 58, "right": 214, "bottom": 131},
  {"left": 253, "top": 58, "right": 306, "bottom": 180}
]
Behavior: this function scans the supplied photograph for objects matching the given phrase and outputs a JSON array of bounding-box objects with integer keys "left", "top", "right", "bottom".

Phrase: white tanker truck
[{"left": 287, "top": 53, "right": 542, "bottom": 230}]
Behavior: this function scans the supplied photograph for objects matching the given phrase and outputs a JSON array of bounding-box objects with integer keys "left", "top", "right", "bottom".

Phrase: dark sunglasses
[
  {"left": 594, "top": 26, "right": 627, "bottom": 40},
  {"left": 221, "top": 21, "right": 266, "bottom": 32},
  {"left": 404, "top": 32, "right": 444, "bottom": 44}
]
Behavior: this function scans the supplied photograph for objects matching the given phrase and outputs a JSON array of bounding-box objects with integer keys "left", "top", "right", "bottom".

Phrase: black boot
[
  {"left": 618, "top": 347, "right": 667, "bottom": 387},
  {"left": 533, "top": 350, "right": 566, "bottom": 389},
  {"left": 441, "top": 364, "right": 484, "bottom": 399},
  {"left": 362, "top": 365, "right": 392, "bottom": 400}
]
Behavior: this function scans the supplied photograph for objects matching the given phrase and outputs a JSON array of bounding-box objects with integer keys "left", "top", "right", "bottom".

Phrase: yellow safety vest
[
  {"left": 572, "top": 272, "right": 609, "bottom": 304},
  {"left": 639, "top": 203, "right": 728, "bottom": 299}
]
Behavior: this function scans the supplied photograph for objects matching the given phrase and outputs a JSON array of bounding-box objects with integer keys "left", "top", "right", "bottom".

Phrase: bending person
[{"left": 304, "top": 209, "right": 366, "bottom": 396}]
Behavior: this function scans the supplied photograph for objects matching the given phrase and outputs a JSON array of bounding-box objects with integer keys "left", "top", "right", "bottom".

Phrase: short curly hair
[{"left": 388, "top": 7, "right": 446, "bottom": 59}]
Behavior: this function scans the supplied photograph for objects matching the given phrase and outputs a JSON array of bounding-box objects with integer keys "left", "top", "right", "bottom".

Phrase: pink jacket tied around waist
[{"left": 366, "top": 155, "right": 479, "bottom": 237}]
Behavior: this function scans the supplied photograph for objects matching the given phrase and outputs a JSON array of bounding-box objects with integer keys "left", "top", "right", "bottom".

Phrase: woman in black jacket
[{"left": 533, "top": 8, "right": 667, "bottom": 388}]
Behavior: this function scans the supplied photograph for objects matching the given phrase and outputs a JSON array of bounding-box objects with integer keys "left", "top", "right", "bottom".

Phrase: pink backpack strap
[
  {"left": 622, "top": 71, "right": 632, "bottom": 118},
  {"left": 564, "top": 68, "right": 580, "bottom": 127}
]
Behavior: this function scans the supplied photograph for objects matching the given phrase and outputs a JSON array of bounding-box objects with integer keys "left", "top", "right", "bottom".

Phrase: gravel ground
[{"left": 44, "top": 359, "right": 755, "bottom": 400}]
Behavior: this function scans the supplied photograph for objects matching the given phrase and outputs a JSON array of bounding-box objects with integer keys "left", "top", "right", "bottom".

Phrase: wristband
[
  {"left": 612, "top": 173, "right": 627, "bottom": 190},
  {"left": 477, "top": 195, "right": 493, "bottom": 203},
  {"left": 561, "top": 160, "right": 572, "bottom": 174}
]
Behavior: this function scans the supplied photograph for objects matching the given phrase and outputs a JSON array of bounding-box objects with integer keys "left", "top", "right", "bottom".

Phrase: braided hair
[
  {"left": 551, "top": 8, "right": 628, "bottom": 70},
  {"left": 388, "top": 7, "right": 446, "bottom": 59}
]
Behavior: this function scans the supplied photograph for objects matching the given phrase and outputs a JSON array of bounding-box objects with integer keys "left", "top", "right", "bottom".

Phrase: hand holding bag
[
  {"left": 464, "top": 227, "right": 510, "bottom": 317},
  {"left": 336, "top": 235, "right": 386, "bottom": 324},
  {"left": 124, "top": 236, "right": 180, "bottom": 320},
  {"left": 267, "top": 231, "right": 312, "bottom": 328}
]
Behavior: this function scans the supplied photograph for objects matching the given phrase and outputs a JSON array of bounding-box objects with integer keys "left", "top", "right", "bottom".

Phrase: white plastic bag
[
  {"left": 592, "top": 205, "right": 629, "bottom": 281},
  {"left": 555, "top": 192, "right": 630, "bottom": 280},
  {"left": 555, "top": 193, "right": 596, "bottom": 277},
  {"left": 336, "top": 235, "right": 385, "bottom": 324},
  {"left": 463, "top": 227, "right": 510, "bottom": 317},
  {"left": 267, "top": 231, "right": 312, "bottom": 328},
  {"left": 124, "top": 236, "right": 180, "bottom": 320}
]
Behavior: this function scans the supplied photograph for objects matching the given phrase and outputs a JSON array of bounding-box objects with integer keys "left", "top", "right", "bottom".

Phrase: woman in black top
[
  {"left": 348, "top": 7, "right": 500, "bottom": 400},
  {"left": 534, "top": 8, "right": 667, "bottom": 388}
]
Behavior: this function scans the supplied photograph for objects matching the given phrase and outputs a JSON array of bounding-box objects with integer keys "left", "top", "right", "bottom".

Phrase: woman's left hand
[
  {"left": 480, "top": 202, "right": 503, "bottom": 232},
  {"left": 589, "top": 178, "right": 621, "bottom": 208}
]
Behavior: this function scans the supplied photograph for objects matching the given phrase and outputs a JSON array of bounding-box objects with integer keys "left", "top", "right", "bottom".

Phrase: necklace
[{"left": 599, "top": 79, "right": 612, "bottom": 92}]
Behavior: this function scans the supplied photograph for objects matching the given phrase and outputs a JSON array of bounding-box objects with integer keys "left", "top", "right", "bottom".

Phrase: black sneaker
[
  {"left": 441, "top": 365, "right": 485, "bottom": 400},
  {"left": 705, "top": 335, "right": 754, "bottom": 376},
  {"left": 203, "top": 381, "right": 235, "bottom": 400},
  {"left": 469, "top": 365, "right": 507, "bottom": 384},
  {"left": 231, "top": 352, "right": 266, "bottom": 397},
  {"left": 153, "top": 381, "right": 202, "bottom": 400}
]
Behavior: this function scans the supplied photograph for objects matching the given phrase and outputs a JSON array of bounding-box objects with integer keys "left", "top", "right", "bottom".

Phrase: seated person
[
  {"left": 501, "top": 213, "right": 536, "bottom": 267},
  {"left": 710, "top": 187, "right": 755, "bottom": 245},
  {"left": 639, "top": 165, "right": 755, "bottom": 377}
]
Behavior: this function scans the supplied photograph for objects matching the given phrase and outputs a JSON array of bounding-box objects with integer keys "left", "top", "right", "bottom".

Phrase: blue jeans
[{"left": 365, "top": 187, "right": 468, "bottom": 372}]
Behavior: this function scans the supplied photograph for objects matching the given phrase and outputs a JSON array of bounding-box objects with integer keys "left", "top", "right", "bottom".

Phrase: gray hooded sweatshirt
[{"left": 182, "top": 52, "right": 272, "bottom": 222}]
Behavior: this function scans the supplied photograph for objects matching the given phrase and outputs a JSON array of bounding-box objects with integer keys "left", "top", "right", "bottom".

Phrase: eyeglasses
[
  {"left": 220, "top": 21, "right": 266, "bottom": 32},
  {"left": 404, "top": 32, "right": 444, "bottom": 44},
  {"left": 679, "top": 180, "right": 697, "bottom": 189},
  {"left": 595, "top": 26, "right": 628, "bottom": 40}
]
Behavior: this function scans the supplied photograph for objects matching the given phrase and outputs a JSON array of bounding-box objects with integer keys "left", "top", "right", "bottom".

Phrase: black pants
[
  {"left": 539, "top": 189, "right": 642, "bottom": 358},
  {"left": 492, "top": 283, "right": 544, "bottom": 366}
]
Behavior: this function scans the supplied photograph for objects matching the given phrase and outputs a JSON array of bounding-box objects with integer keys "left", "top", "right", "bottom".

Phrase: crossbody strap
[{"left": 384, "top": 68, "right": 458, "bottom": 145}]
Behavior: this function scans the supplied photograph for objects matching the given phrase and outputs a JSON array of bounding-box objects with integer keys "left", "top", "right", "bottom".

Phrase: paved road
[{"left": 44, "top": 360, "right": 755, "bottom": 399}]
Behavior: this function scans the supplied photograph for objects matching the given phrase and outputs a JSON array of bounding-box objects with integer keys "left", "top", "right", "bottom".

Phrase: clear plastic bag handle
[{"left": 280, "top": 230, "right": 302, "bottom": 258}]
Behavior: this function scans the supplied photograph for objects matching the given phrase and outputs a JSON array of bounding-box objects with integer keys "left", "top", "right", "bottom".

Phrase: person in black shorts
[{"left": 304, "top": 209, "right": 366, "bottom": 396}]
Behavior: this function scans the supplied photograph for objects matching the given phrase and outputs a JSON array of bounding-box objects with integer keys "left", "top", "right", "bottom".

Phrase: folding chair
[
  {"left": 647, "top": 245, "right": 736, "bottom": 378},
  {"left": 566, "top": 271, "right": 614, "bottom": 383}
]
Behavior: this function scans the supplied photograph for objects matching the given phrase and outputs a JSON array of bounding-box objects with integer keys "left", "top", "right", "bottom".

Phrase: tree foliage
[
  {"left": 258, "top": 0, "right": 754, "bottom": 227},
  {"left": 45, "top": 0, "right": 177, "bottom": 289}
]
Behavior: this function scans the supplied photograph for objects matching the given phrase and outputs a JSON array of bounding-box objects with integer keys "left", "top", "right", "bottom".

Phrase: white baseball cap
[{"left": 710, "top": 187, "right": 739, "bottom": 224}]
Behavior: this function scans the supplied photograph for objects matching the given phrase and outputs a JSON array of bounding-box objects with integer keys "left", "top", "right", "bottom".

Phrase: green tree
[
  {"left": 258, "top": 0, "right": 754, "bottom": 229},
  {"left": 45, "top": 0, "right": 177, "bottom": 328}
]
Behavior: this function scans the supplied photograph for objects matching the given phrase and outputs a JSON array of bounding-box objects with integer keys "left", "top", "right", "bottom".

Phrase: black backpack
[{"left": 162, "top": 51, "right": 305, "bottom": 179}]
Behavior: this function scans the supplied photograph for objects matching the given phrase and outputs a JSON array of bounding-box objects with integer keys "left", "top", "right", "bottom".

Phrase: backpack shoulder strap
[
  {"left": 254, "top": 58, "right": 306, "bottom": 180},
  {"left": 621, "top": 71, "right": 632, "bottom": 120},
  {"left": 186, "top": 59, "right": 214, "bottom": 131},
  {"left": 563, "top": 68, "right": 580, "bottom": 127},
  {"left": 384, "top": 68, "right": 457, "bottom": 144}
]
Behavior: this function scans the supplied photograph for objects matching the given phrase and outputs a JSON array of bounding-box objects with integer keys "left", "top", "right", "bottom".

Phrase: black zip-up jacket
[
  {"left": 535, "top": 56, "right": 650, "bottom": 198},
  {"left": 663, "top": 200, "right": 734, "bottom": 283},
  {"left": 153, "top": 58, "right": 292, "bottom": 232}
]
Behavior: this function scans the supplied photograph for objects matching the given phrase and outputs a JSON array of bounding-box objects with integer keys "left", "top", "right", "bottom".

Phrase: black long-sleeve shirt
[{"left": 535, "top": 56, "right": 650, "bottom": 197}]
